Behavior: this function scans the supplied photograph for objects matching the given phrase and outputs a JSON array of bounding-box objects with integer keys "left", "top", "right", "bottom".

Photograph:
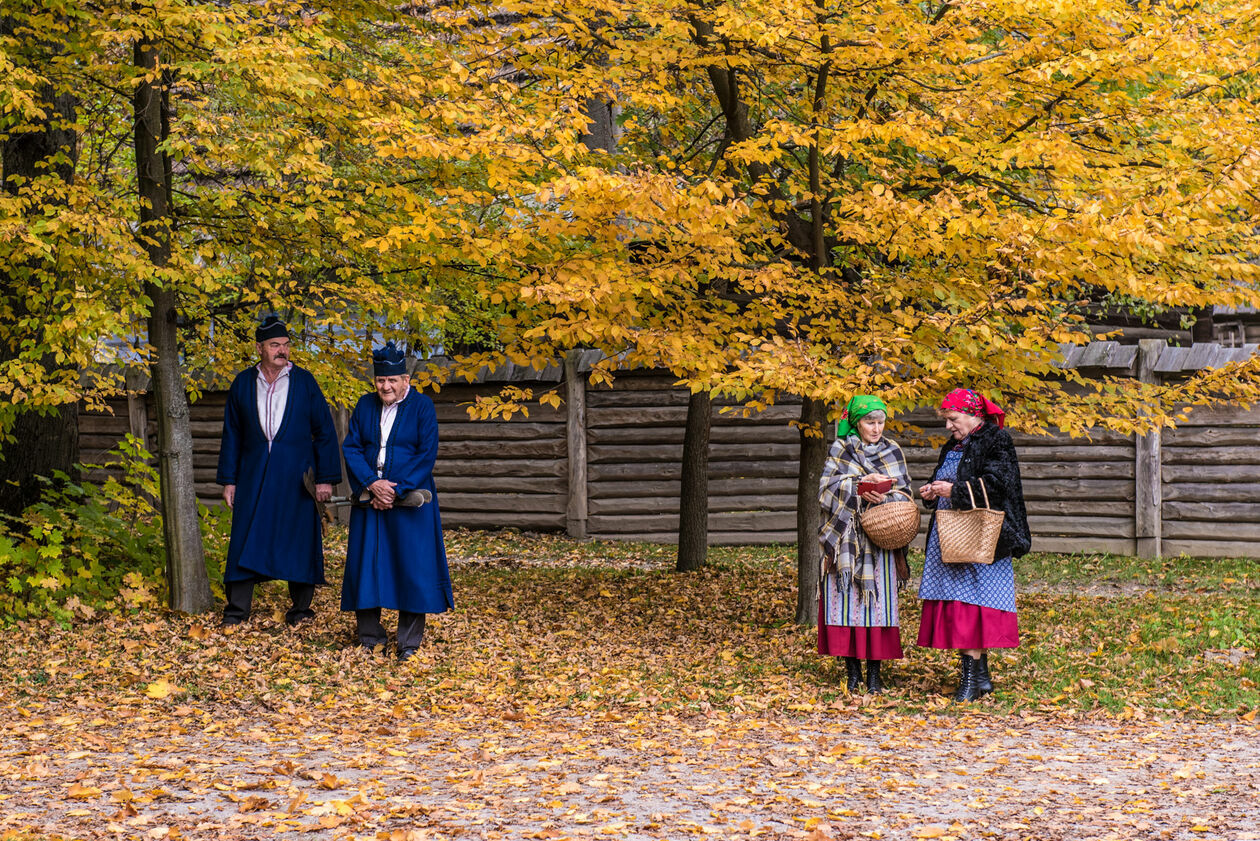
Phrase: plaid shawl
[{"left": 818, "top": 435, "right": 911, "bottom": 605}]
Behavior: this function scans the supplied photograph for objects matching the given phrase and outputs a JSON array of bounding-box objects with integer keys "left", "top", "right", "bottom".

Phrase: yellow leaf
[{"left": 145, "top": 679, "right": 177, "bottom": 699}]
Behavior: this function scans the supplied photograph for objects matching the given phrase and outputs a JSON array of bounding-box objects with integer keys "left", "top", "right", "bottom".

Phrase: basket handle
[
  {"left": 858, "top": 486, "right": 910, "bottom": 512},
  {"left": 968, "top": 478, "right": 991, "bottom": 510}
]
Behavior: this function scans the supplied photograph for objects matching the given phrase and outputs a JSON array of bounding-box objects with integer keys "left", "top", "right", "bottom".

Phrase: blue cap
[
  {"left": 372, "top": 341, "right": 407, "bottom": 377},
  {"left": 255, "top": 315, "right": 289, "bottom": 342}
]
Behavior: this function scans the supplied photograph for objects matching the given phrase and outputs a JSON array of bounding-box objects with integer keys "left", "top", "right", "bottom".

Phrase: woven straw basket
[
  {"left": 936, "top": 479, "right": 1005, "bottom": 565},
  {"left": 858, "top": 489, "right": 921, "bottom": 550}
]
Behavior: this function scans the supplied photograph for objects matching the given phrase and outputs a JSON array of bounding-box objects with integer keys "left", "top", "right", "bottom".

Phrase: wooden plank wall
[
  {"left": 1161, "top": 404, "right": 1260, "bottom": 558},
  {"left": 584, "top": 373, "right": 808, "bottom": 544},
  {"left": 74, "top": 370, "right": 1260, "bottom": 558},
  {"left": 428, "top": 384, "right": 569, "bottom": 532}
]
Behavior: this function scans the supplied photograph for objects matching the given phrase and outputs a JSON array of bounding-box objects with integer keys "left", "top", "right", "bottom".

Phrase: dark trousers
[
  {"left": 355, "top": 608, "right": 426, "bottom": 652},
  {"left": 223, "top": 579, "right": 315, "bottom": 626}
]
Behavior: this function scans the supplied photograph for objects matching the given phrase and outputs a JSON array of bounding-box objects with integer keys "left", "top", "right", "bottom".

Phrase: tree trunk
[
  {"left": 676, "top": 389, "right": 711, "bottom": 571},
  {"left": 0, "top": 26, "right": 80, "bottom": 516},
  {"left": 134, "top": 38, "right": 212, "bottom": 614},
  {"left": 795, "top": 397, "right": 826, "bottom": 625}
]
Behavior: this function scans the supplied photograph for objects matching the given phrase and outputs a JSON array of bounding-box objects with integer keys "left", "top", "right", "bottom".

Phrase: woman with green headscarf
[{"left": 818, "top": 395, "right": 913, "bottom": 693}]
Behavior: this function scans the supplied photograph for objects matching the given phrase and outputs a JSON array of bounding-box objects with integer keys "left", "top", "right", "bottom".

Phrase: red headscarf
[{"left": 940, "top": 388, "right": 1005, "bottom": 429}]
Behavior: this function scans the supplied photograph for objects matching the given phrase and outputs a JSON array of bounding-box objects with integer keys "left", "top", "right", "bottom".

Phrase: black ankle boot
[
  {"left": 953, "top": 653, "right": 982, "bottom": 702},
  {"left": 866, "top": 660, "right": 884, "bottom": 694},
  {"left": 977, "top": 652, "right": 993, "bottom": 696},
  {"left": 844, "top": 657, "right": 863, "bottom": 692}
]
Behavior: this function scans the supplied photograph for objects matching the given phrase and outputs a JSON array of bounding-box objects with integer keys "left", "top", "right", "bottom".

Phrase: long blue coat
[
  {"left": 216, "top": 366, "right": 342, "bottom": 584},
  {"left": 340, "top": 389, "right": 453, "bottom": 613}
]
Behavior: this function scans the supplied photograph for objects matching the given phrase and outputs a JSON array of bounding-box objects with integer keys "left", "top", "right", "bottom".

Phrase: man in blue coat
[
  {"left": 341, "top": 342, "right": 453, "bottom": 659},
  {"left": 216, "top": 316, "right": 342, "bottom": 627}
]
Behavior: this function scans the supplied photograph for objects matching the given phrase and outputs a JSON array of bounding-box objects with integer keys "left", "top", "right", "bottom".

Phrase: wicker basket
[
  {"left": 858, "top": 489, "right": 921, "bottom": 550},
  {"left": 936, "top": 479, "right": 1005, "bottom": 565}
]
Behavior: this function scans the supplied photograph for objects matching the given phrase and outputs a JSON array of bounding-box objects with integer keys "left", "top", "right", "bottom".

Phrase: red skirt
[
  {"left": 818, "top": 603, "right": 904, "bottom": 660},
  {"left": 917, "top": 599, "right": 1019, "bottom": 650}
]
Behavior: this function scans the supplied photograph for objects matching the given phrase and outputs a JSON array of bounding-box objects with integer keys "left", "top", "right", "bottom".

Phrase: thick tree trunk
[
  {"left": 134, "top": 38, "right": 212, "bottom": 614},
  {"left": 0, "top": 34, "right": 80, "bottom": 516},
  {"left": 578, "top": 99, "right": 618, "bottom": 154},
  {"left": 795, "top": 397, "right": 826, "bottom": 626},
  {"left": 676, "top": 390, "right": 711, "bottom": 571}
]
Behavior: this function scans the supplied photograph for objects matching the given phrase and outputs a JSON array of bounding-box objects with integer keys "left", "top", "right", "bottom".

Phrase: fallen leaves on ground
[{"left": 1, "top": 530, "right": 1257, "bottom": 840}]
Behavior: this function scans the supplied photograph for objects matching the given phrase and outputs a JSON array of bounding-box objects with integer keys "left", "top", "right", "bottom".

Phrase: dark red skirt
[
  {"left": 917, "top": 599, "right": 1019, "bottom": 650},
  {"left": 817, "top": 603, "right": 904, "bottom": 659}
]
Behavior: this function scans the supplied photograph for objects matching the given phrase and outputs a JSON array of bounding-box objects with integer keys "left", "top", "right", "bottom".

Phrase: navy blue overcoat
[
  {"left": 340, "top": 389, "right": 453, "bottom": 614},
  {"left": 216, "top": 365, "right": 342, "bottom": 584}
]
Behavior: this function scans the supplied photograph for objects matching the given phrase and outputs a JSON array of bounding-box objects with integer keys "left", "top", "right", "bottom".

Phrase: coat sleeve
[
  {"left": 216, "top": 378, "right": 243, "bottom": 486},
  {"left": 392, "top": 396, "right": 439, "bottom": 496},
  {"left": 952, "top": 429, "right": 1021, "bottom": 512},
  {"left": 341, "top": 398, "right": 378, "bottom": 496},
  {"left": 308, "top": 378, "right": 343, "bottom": 485}
]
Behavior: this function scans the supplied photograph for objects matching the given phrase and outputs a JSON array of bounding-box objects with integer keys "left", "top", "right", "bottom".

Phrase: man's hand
[
  {"left": 369, "top": 479, "right": 397, "bottom": 510},
  {"left": 223, "top": 484, "right": 236, "bottom": 508},
  {"left": 315, "top": 483, "right": 333, "bottom": 503}
]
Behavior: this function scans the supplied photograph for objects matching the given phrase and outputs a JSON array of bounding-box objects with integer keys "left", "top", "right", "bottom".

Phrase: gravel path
[{"left": 3, "top": 699, "right": 1257, "bottom": 840}]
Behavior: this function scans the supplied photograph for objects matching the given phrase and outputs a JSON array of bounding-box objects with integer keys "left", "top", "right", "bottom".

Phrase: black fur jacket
[{"left": 929, "top": 421, "right": 1032, "bottom": 560}]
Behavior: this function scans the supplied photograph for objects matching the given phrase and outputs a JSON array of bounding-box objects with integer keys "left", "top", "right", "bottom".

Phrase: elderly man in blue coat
[
  {"left": 216, "top": 316, "right": 342, "bottom": 627},
  {"left": 341, "top": 342, "right": 453, "bottom": 659}
]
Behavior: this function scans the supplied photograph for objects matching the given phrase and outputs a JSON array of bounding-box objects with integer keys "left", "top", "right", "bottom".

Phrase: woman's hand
[
  {"left": 929, "top": 481, "right": 953, "bottom": 499},
  {"left": 860, "top": 473, "right": 891, "bottom": 504},
  {"left": 918, "top": 483, "right": 936, "bottom": 501},
  {"left": 369, "top": 479, "right": 397, "bottom": 510}
]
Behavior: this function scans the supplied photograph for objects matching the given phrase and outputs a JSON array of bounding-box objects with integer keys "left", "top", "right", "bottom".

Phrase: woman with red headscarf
[{"left": 917, "top": 389, "right": 1030, "bottom": 701}]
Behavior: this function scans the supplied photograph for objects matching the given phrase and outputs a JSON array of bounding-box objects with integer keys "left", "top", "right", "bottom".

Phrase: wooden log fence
[{"left": 77, "top": 341, "right": 1260, "bottom": 558}]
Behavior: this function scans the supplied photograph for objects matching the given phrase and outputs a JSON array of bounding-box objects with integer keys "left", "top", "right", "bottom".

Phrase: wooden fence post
[
  {"left": 565, "top": 351, "right": 588, "bottom": 539},
  {"left": 1134, "top": 339, "right": 1163, "bottom": 559}
]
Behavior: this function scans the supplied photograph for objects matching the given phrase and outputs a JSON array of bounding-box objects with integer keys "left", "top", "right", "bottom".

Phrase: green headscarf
[{"left": 835, "top": 394, "right": 888, "bottom": 438}]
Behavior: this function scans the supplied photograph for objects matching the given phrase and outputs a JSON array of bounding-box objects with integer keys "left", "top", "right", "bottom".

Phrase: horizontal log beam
[
  {"left": 437, "top": 476, "right": 565, "bottom": 494},
  {"left": 1029, "top": 536, "right": 1137, "bottom": 555},
  {"left": 1163, "top": 446, "right": 1260, "bottom": 466},
  {"left": 440, "top": 439, "right": 567, "bottom": 459},
  {"left": 587, "top": 477, "right": 801, "bottom": 499},
  {"left": 1163, "top": 427, "right": 1260, "bottom": 447},
  {"left": 584, "top": 530, "right": 798, "bottom": 546},
  {"left": 1021, "top": 479, "right": 1135, "bottom": 501},
  {"left": 1162, "top": 520, "right": 1260, "bottom": 540},
  {"left": 587, "top": 494, "right": 797, "bottom": 516},
  {"left": 1162, "top": 501, "right": 1260, "bottom": 522},
  {"left": 587, "top": 510, "right": 796, "bottom": 533},
  {"left": 439, "top": 493, "right": 567, "bottom": 514},
  {"left": 442, "top": 511, "right": 567, "bottom": 529},
  {"left": 435, "top": 458, "right": 566, "bottom": 478},
  {"left": 1163, "top": 483, "right": 1260, "bottom": 502},
  {"left": 587, "top": 442, "right": 800, "bottom": 464},
  {"left": 1163, "top": 465, "right": 1260, "bottom": 483},
  {"left": 439, "top": 422, "right": 564, "bottom": 441},
  {"left": 588, "top": 461, "right": 798, "bottom": 482},
  {"left": 1028, "top": 515, "right": 1136, "bottom": 538},
  {"left": 587, "top": 426, "right": 802, "bottom": 445},
  {"left": 1160, "top": 539, "right": 1260, "bottom": 559}
]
